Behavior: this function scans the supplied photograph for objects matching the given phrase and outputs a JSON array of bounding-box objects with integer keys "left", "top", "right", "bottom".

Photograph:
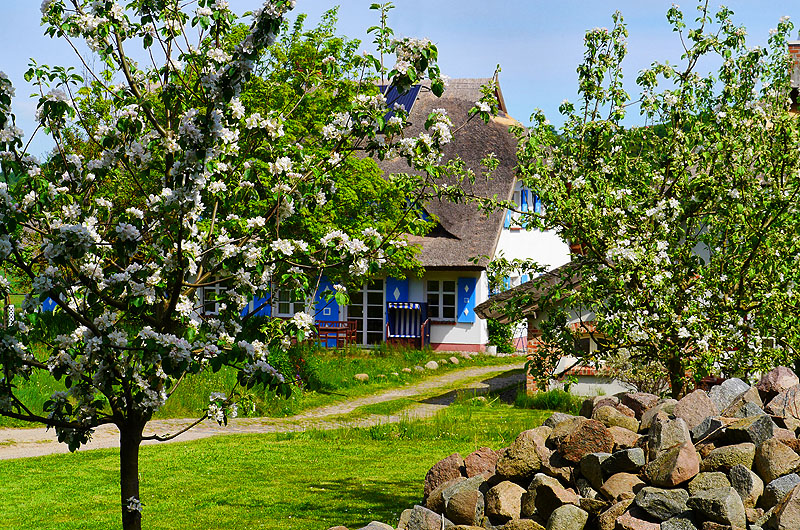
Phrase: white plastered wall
[
  {"left": 495, "top": 227, "right": 571, "bottom": 278},
  {"left": 409, "top": 271, "right": 489, "bottom": 348}
]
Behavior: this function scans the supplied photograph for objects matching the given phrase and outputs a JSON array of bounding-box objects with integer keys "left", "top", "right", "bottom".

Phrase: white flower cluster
[
  {"left": 322, "top": 113, "right": 352, "bottom": 140},
  {"left": 125, "top": 497, "right": 143, "bottom": 514},
  {"left": 115, "top": 222, "right": 141, "bottom": 242},
  {"left": 253, "top": 0, "right": 296, "bottom": 19},
  {"left": 42, "top": 218, "right": 103, "bottom": 262},
  {"left": 0, "top": 123, "right": 23, "bottom": 144},
  {"left": 319, "top": 230, "right": 370, "bottom": 256},
  {"left": 291, "top": 311, "right": 314, "bottom": 332},
  {"left": 208, "top": 48, "right": 232, "bottom": 64},
  {"left": 45, "top": 88, "right": 71, "bottom": 106},
  {"left": 208, "top": 181, "right": 227, "bottom": 194},
  {"left": 427, "top": 108, "right": 453, "bottom": 145},
  {"left": 391, "top": 37, "right": 432, "bottom": 73},
  {"left": 139, "top": 327, "right": 192, "bottom": 363},
  {"left": 268, "top": 156, "right": 292, "bottom": 175},
  {"left": 271, "top": 238, "right": 308, "bottom": 256},
  {"left": 0, "top": 234, "right": 14, "bottom": 259}
]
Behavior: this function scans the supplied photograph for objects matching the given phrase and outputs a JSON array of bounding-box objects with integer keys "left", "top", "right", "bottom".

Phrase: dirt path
[{"left": 0, "top": 362, "right": 525, "bottom": 461}]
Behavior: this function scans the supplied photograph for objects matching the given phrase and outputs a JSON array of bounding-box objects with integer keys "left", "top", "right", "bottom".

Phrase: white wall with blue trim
[
  {"left": 407, "top": 271, "right": 489, "bottom": 350},
  {"left": 174, "top": 271, "right": 489, "bottom": 351},
  {"left": 496, "top": 182, "right": 571, "bottom": 282}
]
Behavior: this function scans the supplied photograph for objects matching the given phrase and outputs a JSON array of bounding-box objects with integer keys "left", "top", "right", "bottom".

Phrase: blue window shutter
[
  {"left": 386, "top": 277, "right": 409, "bottom": 303},
  {"left": 242, "top": 291, "right": 271, "bottom": 317},
  {"left": 534, "top": 194, "right": 542, "bottom": 214},
  {"left": 504, "top": 209, "right": 511, "bottom": 228},
  {"left": 520, "top": 190, "right": 529, "bottom": 228},
  {"left": 252, "top": 296, "right": 272, "bottom": 317},
  {"left": 520, "top": 274, "right": 530, "bottom": 284},
  {"left": 457, "top": 277, "right": 477, "bottom": 323},
  {"left": 315, "top": 276, "right": 340, "bottom": 322},
  {"left": 42, "top": 297, "right": 57, "bottom": 313}
]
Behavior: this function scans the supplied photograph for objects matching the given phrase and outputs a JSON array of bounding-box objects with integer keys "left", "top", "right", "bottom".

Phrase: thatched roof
[
  {"left": 474, "top": 262, "right": 582, "bottom": 323},
  {"left": 378, "top": 78, "right": 520, "bottom": 270}
]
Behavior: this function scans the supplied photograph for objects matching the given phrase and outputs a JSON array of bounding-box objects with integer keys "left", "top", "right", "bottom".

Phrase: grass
[
  {"left": 287, "top": 397, "right": 552, "bottom": 446},
  {"left": 514, "top": 388, "right": 585, "bottom": 415},
  {"left": 0, "top": 293, "right": 25, "bottom": 309},
  {"left": 0, "top": 399, "right": 552, "bottom": 530},
  {"left": 157, "top": 348, "right": 520, "bottom": 419},
  {"left": 0, "top": 346, "right": 523, "bottom": 427},
  {"left": 323, "top": 368, "right": 526, "bottom": 423},
  {"left": 0, "top": 355, "right": 67, "bottom": 428},
  {"left": 345, "top": 397, "right": 418, "bottom": 418}
]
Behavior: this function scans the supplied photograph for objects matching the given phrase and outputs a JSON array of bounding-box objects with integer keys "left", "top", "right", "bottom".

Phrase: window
[
  {"left": 274, "top": 289, "right": 305, "bottom": 318},
  {"left": 201, "top": 279, "right": 227, "bottom": 315},
  {"left": 426, "top": 280, "right": 456, "bottom": 321},
  {"left": 505, "top": 183, "right": 542, "bottom": 229},
  {"left": 348, "top": 280, "right": 385, "bottom": 344}
]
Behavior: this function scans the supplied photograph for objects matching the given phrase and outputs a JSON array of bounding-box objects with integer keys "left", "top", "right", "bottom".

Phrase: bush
[
  {"left": 601, "top": 352, "right": 671, "bottom": 396},
  {"left": 239, "top": 316, "right": 320, "bottom": 386},
  {"left": 487, "top": 318, "right": 515, "bottom": 354}
]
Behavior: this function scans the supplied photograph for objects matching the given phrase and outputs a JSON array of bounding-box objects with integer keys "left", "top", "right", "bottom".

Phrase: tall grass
[
  {"left": 0, "top": 369, "right": 66, "bottom": 427},
  {"left": 0, "top": 343, "right": 65, "bottom": 428},
  {"left": 277, "top": 398, "right": 552, "bottom": 447},
  {"left": 514, "top": 388, "right": 584, "bottom": 415}
]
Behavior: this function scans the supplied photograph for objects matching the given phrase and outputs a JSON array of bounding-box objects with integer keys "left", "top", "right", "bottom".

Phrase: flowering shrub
[
  {"left": 0, "top": 1, "right": 481, "bottom": 528},
  {"left": 512, "top": 3, "right": 800, "bottom": 397}
]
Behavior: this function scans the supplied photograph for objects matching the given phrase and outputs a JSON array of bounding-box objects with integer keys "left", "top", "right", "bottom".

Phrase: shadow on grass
[
  {"left": 311, "top": 389, "right": 348, "bottom": 397},
  {"left": 291, "top": 477, "right": 420, "bottom": 527},
  {"left": 418, "top": 369, "right": 526, "bottom": 406}
]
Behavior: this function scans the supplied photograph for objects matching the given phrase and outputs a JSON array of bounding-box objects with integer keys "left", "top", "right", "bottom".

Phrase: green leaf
[{"left": 431, "top": 79, "right": 444, "bottom": 97}]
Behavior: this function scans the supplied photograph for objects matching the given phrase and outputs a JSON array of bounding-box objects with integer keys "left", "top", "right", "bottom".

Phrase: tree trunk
[
  {"left": 120, "top": 423, "right": 144, "bottom": 530},
  {"left": 666, "top": 354, "right": 687, "bottom": 400}
]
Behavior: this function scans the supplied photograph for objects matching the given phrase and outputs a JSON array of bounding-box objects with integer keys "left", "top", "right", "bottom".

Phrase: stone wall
[{"left": 333, "top": 366, "right": 800, "bottom": 530}]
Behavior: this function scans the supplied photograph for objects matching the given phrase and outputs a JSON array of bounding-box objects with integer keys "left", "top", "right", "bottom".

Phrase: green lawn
[
  {"left": 0, "top": 401, "right": 551, "bottom": 530},
  {"left": 0, "top": 348, "right": 523, "bottom": 427},
  {"left": 157, "top": 348, "right": 522, "bottom": 419}
]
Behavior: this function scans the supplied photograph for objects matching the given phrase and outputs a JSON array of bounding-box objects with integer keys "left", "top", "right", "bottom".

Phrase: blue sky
[{"left": 1, "top": 1, "right": 796, "bottom": 157}]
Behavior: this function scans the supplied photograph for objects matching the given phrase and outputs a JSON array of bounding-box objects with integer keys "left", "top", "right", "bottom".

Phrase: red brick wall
[
  {"left": 789, "top": 42, "right": 800, "bottom": 72},
  {"left": 526, "top": 328, "right": 545, "bottom": 393}
]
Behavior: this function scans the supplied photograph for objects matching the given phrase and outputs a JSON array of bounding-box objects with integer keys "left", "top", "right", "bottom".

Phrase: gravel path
[{"left": 0, "top": 361, "right": 525, "bottom": 461}]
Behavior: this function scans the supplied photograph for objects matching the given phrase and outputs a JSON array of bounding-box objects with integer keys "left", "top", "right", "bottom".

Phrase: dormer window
[{"left": 505, "top": 182, "right": 541, "bottom": 229}]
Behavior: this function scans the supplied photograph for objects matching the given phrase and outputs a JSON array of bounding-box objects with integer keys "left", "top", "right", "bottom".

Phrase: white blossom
[
  {"left": 115, "top": 223, "right": 141, "bottom": 242},
  {"left": 291, "top": 311, "right": 314, "bottom": 332},
  {"left": 271, "top": 239, "right": 293, "bottom": 256}
]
